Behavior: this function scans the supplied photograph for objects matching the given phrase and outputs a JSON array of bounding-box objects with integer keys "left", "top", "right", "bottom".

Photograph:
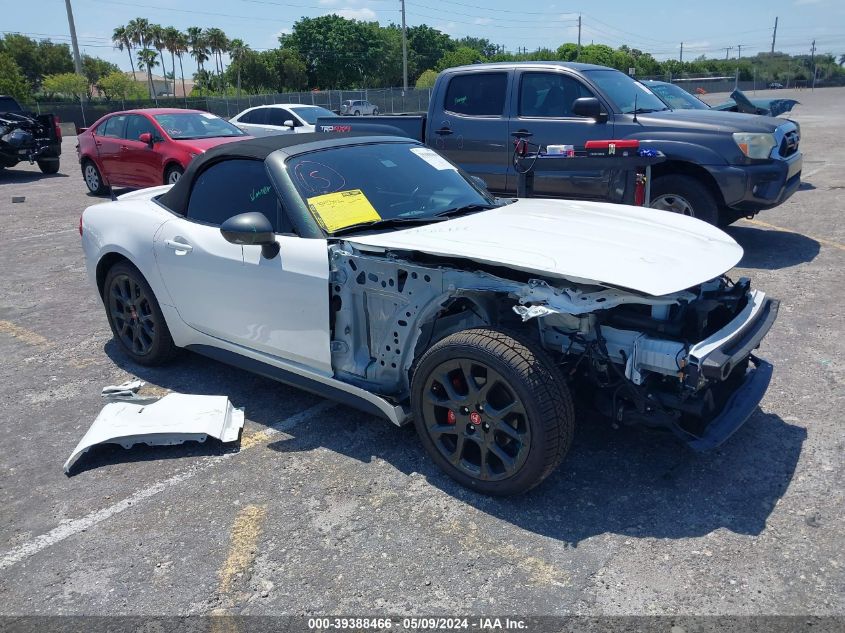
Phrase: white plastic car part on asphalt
[{"left": 63, "top": 394, "right": 245, "bottom": 474}]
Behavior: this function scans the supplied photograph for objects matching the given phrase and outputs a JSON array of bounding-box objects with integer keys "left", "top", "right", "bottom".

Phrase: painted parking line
[
  {"left": 0, "top": 400, "right": 335, "bottom": 572},
  {"left": 217, "top": 504, "right": 268, "bottom": 597},
  {"left": 0, "top": 320, "right": 51, "bottom": 348},
  {"left": 741, "top": 218, "right": 845, "bottom": 252}
]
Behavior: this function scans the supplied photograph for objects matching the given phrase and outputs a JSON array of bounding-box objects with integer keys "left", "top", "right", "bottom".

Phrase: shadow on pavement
[
  {"left": 0, "top": 169, "right": 69, "bottom": 183},
  {"left": 95, "top": 338, "right": 805, "bottom": 545},
  {"left": 726, "top": 225, "right": 820, "bottom": 269}
]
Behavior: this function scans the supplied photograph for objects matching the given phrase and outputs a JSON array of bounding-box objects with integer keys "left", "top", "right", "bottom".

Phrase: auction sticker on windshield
[
  {"left": 411, "top": 147, "right": 456, "bottom": 171},
  {"left": 307, "top": 189, "right": 381, "bottom": 232}
]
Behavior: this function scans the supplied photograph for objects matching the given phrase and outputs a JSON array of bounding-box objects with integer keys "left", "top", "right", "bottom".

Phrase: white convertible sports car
[{"left": 80, "top": 134, "right": 778, "bottom": 495}]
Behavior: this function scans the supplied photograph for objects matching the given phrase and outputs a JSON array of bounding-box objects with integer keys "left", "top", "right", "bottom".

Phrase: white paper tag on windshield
[
  {"left": 200, "top": 112, "right": 215, "bottom": 118},
  {"left": 410, "top": 147, "right": 456, "bottom": 171}
]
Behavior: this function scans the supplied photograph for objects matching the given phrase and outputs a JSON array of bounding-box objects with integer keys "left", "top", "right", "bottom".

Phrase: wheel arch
[
  {"left": 95, "top": 251, "right": 134, "bottom": 298},
  {"left": 81, "top": 155, "right": 110, "bottom": 186},
  {"left": 650, "top": 160, "right": 727, "bottom": 209},
  {"left": 163, "top": 159, "right": 185, "bottom": 183}
]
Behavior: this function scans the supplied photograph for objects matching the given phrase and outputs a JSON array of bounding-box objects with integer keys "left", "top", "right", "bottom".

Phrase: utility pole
[
  {"left": 400, "top": 0, "right": 408, "bottom": 94},
  {"left": 771, "top": 16, "right": 778, "bottom": 54},
  {"left": 724, "top": 46, "right": 733, "bottom": 60},
  {"left": 810, "top": 39, "right": 816, "bottom": 65},
  {"left": 64, "top": 0, "right": 83, "bottom": 75},
  {"left": 737, "top": 44, "right": 745, "bottom": 59},
  {"left": 679, "top": 42, "right": 683, "bottom": 62},
  {"left": 577, "top": 14, "right": 582, "bottom": 59}
]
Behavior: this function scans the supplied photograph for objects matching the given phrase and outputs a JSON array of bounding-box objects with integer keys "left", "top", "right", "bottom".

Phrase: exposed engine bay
[{"left": 328, "top": 243, "right": 778, "bottom": 449}]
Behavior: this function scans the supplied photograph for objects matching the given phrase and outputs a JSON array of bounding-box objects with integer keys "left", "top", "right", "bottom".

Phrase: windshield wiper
[
  {"left": 434, "top": 203, "right": 498, "bottom": 218},
  {"left": 331, "top": 215, "right": 449, "bottom": 236}
]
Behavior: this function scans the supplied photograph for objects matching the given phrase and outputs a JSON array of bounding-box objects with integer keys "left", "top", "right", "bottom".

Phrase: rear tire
[
  {"left": 82, "top": 159, "right": 108, "bottom": 195},
  {"left": 411, "top": 328, "right": 574, "bottom": 496},
  {"left": 650, "top": 174, "right": 720, "bottom": 225},
  {"left": 372, "top": 108, "right": 379, "bottom": 115},
  {"left": 165, "top": 164, "right": 184, "bottom": 185},
  {"left": 354, "top": 110, "right": 361, "bottom": 116},
  {"left": 103, "top": 261, "right": 177, "bottom": 366},
  {"left": 38, "top": 159, "right": 60, "bottom": 174}
]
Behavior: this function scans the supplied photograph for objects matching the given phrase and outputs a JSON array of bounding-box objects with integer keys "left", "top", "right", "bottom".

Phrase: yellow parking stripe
[
  {"left": 0, "top": 320, "right": 50, "bottom": 347},
  {"left": 742, "top": 218, "right": 845, "bottom": 252}
]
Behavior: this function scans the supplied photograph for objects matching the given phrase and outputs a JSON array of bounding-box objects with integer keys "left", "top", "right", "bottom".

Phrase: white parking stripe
[{"left": 0, "top": 400, "right": 335, "bottom": 571}]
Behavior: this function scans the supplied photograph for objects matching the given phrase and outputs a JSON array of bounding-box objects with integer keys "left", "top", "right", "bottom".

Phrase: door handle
[
  {"left": 165, "top": 239, "right": 193, "bottom": 253},
  {"left": 120, "top": 145, "right": 129, "bottom": 151},
  {"left": 434, "top": 127, "right": 453, "bottom": 136}
]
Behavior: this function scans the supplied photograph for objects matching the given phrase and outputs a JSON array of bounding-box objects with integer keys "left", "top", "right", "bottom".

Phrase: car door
[
  {"left": 93, "top": 114, "right": 127, "bottom": 184},
  {"left": 234, "top": 107, "right": 269, "bottom": 136},
  {"left": 118, "top": 114, "right": 164, "bottom": 187},
  {"left": 265, "top": 107, "right": 297, "bottom": 135},
  {"left": 154, "top": 158, "right": 332, "bottom": 372},
  {"left": 427, "top": 70, "right": 513, "bottom": 193},
  {"left": 509, "top": 69, "right": 615, "bottom": 199}
]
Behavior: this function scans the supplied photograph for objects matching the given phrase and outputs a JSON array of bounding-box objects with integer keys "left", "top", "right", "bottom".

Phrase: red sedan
[{"left": 76, "top": 108, "right": 250, "bottom": 195}]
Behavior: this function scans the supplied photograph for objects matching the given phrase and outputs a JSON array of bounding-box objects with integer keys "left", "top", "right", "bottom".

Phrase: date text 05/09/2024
[{"left": 307, "top": 617, "right": 529, "bottom": 630}]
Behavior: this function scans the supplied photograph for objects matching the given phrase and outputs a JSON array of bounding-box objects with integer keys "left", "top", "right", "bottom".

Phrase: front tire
[
  {"left": 650, "top": 174, "right": 719, "bottom": 225},
  {"left": 372, "top": 108, "right": 379, "bottom": 115},
  {"left": 165, "top": 164, "right": 184, "bottom": 185},
  {"left": 38, "top": 159, "right": 60, "bottom": 174},
  {"left": 103, "top": 261, "right": 177, "bottom": 366},
  {"left": 82, "top": 160, "right": 108, "bottom": 195},
  {"left": 411, "top": 328, "right": 574, "bottom": 496}
]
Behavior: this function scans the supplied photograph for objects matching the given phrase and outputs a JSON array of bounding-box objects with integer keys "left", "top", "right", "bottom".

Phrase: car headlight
[{"left": 732, "top": 132, "right": 777, "bottom": 159}]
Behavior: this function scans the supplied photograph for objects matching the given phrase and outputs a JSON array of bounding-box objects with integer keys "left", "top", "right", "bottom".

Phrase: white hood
[{"left": 348, "top": 199, "right": 743, "bottom": 297}]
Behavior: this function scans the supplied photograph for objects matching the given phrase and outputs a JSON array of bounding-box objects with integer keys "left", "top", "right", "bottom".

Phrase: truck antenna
[{"left": 633, "top": 92, "right": 639, "bottom": 123}]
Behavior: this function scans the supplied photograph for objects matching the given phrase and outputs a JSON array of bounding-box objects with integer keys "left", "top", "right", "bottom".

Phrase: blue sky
[{"left": 4, "top": 0, "right": 844, "bottom": 76}]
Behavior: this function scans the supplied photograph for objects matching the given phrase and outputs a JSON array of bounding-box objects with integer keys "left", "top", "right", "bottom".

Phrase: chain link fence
[{"left": 34, "top": 87, "right": 434, "bottom": 132}]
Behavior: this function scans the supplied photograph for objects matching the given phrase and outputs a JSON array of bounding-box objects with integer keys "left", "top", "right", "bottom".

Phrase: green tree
[
  {"left": 186, "top": 27, "right": 208, "bottom": 72},
  {"left": 228, "top": 38, "right": 249, "bottom": 99},
  {"left": 454, "top": 36, "right": 498, "bottom": 58},
  {"left": 112, "top": 25, "right": 134, "bottom": 73},
  {"left": 0, "top": 53, "right": 31, "bottom": 102},
  {"left": 41, "top": 72, "right": 87, "bottom": 100},
  {"left": 82, "top": 55, "right": 120, "bottom": 97},
  {"left": 407, "top": 25, "right": 453, "bottom": 83},
  {"left": 136, "top": 48, "right": 159, "bottom": 99},
  {"left": 97, "top": 70, "right": 146, "bottom": 104},
  {"left": 162, "top": 27, "right": 183, "bottom": 97},
  {"left": 435, "top": 46, "right": 481, "bottom": 71},
  {"left": 171, "top": 30, "right": 190, "bottom": 99},
  {"left": 127, "top": 18, "right": 155, "bottom": 97},
  {"left": 415, "top": 68, "right": 438, "bottom": 88},
  {"left": 148, "top": 25, "right": 169, "bottom": 94},
  {"left": 205, "top": 28, "right": 229, "bottom": 91},
  {"left": 0, "top": 34, "right": 73, "bottom": 90}
]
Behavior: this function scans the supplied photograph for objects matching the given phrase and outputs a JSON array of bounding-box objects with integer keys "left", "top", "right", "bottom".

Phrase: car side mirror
[
  {"left": 283, "top": 119, "right": 295, "bottom": 129},
  {"left": 220, "top": 212, "right": 280, "bottom": 259},
  {"left": 572, "top": 97, "right": 604, "bottom": 121},
  {"left": 138, "top": 132, "right": 153, "bottom": 145}
]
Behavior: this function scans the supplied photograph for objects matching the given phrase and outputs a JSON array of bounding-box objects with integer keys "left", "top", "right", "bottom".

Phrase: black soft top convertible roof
[{"left": 158, "top": 132, "right": 406, "bottom": 216}]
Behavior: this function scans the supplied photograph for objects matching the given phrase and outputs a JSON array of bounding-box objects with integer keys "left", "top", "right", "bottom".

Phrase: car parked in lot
[
  {"left": 229, "top": 104, "right": 336, "bottom": 136},
  {"left": 80, "top": 134, "right": 778, "bottom": 495},
  {"left": 319, "top": 63, "right": 802, "bottom": 226},
  {"left": 340, "top": 99, "right": 379, "bottom": 115},
  {"left": 76, "top": 108, "right": 249, "bottom": 195},
  {"left": 0, "top": 95, "right": 62, "bottom": 174},
  {"left": 643, "top": 81, "right": 800, "bottom": 118}
]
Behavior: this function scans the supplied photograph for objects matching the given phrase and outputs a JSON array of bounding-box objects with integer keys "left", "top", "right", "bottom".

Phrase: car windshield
[
  {"left": 286, "top": 142, "right": 498, "bottom": 235},
  {"left": 646, "top": 82, "right": 710, "bottom": 110},
  {"left": 0, "top": 96, "right": 22, "bottom": 112},
  {"left": 584, "top": 69, "right": 669, "bottom": 114},
  {"left": 289, "top": 106, "right": 335, "bottom": 125},
  {"left": 152, "top": 112, "right": 246, "bottom": 140}
]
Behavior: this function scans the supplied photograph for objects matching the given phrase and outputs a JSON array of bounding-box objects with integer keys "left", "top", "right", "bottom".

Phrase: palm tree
[
  {"left": 173, "top": 31, "right": 190, "bottom": 102},
  {"left": 162, "top": 27, "right": 183, "bottom": 98},
  {"left": 186, "top": 27, "right": 208, "bottom": 73},
  {"left": 228, "top": 38, "right": 249, "bottom": 101},
  {"left": 136, "top": 48, "right": 159, "bottom": 104},
  {"left": 127, "top": 18, "right": 153, "bottom": 96},
  {"left": 112, "top": 26, "right": 134, "bottom": 74},
  {"left": 148, "top": 24, "right": 168, "bottom": 96},
  {"left": 205, "top": 28, "right": 229, "bottom": 92}
]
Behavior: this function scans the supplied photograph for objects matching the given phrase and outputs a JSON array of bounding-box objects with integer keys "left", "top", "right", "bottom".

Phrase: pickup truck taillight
[{"left": 54, "top": 116, "right": 62, "bottom": 142}]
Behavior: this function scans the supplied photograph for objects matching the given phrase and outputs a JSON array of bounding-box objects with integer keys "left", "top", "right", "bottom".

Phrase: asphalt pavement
[{"left": 0, "top": 87, "right": 842, "bottom": 619}]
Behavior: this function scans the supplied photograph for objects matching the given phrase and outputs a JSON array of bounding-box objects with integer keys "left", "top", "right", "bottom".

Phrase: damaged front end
[
  {"left": 329, "top": 242, "right": 777, "bottom": 451},
  {"left": 0, "top": 111, "right": 55, "bottom": 166}
]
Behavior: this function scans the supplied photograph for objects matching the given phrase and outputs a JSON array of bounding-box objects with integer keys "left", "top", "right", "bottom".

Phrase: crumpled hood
[{"left": 348, "top": 199, "right": 743, "bottom": 297}]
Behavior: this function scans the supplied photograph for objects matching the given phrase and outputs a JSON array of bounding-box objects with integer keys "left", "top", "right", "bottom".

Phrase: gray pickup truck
[{"left": 317, "top": 62, "right": 802, "bottom": 225}]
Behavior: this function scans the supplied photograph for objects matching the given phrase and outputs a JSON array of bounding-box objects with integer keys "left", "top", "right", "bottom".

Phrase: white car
[
  {"left": 80, "top": 135, "right": 778, "bottom": 495},
  {"left": 229, "top": 104, "right": 336, "bottom": 136}
]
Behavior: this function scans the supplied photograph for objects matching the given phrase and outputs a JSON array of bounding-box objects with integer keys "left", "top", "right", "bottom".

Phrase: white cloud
[
  {"left": 473, "top": 17, "right": 492, "bottom": 25},
  {"left": 333, "top": 7, "right": 377, "bottom": 20},
  {"left": 794, "top": 0, "right": 824, "bottom": 4},
  {"left": 319, "top": 0, "right": 340, "bottom": 5},
  {"left": 435, "top": 21, "right": 458, "bottom": 35}
]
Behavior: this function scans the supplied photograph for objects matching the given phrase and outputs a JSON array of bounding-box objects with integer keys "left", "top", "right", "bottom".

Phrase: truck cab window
[
  {"left": 519, "top": 73, "right": 594, "bottom": 118},
  {"left": 444, "top": 72, "right": 508, "bottom": 116}
]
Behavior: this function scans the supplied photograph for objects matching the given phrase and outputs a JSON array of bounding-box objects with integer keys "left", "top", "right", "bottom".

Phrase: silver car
[{"left": 340, "top": 99, "right": 379, "bottom": 115}]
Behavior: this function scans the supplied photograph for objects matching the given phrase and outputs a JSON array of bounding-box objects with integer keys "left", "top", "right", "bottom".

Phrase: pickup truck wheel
[
  {"left": 372, "top": 108, "right": 379, "bottom": 115},
  {"left": 103, "top": 261, "right": 177, "bottom": 366},
  {"left": 82, "top": 160, "right": 108, "bottom": 195},
  {"left": 37, "top": 159, "right": 60, "bottom": 174},
  {"left": 650, "top": 175, "right": 719, "bottom": 225},
  {"left": 165, "top": 164, "right": 184, "bottom": 185},
  {"left": 411, "top": 328, "right": 574, "bottom": 496},
  {"left": 353, "top": 110, "right": 361, "bottom": 116}
]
